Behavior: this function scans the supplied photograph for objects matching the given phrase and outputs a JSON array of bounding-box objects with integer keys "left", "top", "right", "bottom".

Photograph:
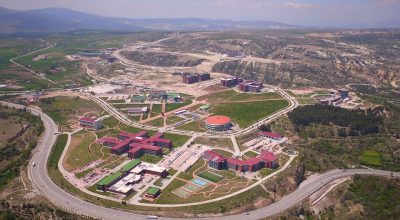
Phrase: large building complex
[
  {"left": 79, "top": 117, "right": 103, "bottom": 130},
  {"left": 204, "top": 150, "right": 278, "bottom": 172},
  {"left": 204, "top": 115, "right": 232, "bottom": 131},
  {"left": 182, "top": 72, "right": 210, "bottom": 84},
  {"left": 98, "top": 131, "right": 172, "bottom": 158},
  {"left": 238, "top": 80, "right": 263, "bottom": 93},
  {"left": 96, "top": 159, "right": 167, "bottom": 194},
  {"left": 221, "top": 77, "right": 243, "bottom": 87}
]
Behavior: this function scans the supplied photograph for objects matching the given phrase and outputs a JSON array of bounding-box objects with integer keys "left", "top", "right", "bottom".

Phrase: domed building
[{"left": 204, "top": 115, "right": 232, "bottom": 131}]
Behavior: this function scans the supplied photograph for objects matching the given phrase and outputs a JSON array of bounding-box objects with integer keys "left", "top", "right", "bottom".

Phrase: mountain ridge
[{"left": 0, "top": 7, "right": 300, "bottom": 33}]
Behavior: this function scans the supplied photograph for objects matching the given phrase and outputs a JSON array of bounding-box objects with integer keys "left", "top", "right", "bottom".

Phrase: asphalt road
[{"left": 2, "top": 102, "right": 399, "bottom": 220}]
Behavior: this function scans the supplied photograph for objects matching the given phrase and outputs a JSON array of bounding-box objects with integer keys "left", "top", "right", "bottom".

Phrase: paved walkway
[{"left": 231, "top": 136, "right": 240, "bottom": 154}]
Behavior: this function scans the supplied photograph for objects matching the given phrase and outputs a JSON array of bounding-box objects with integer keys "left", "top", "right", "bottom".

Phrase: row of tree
[{"left": 288, "top": 105, "right": 383, "bottom": 135}]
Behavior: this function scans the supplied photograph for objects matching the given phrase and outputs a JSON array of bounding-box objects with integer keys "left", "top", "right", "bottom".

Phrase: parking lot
[{"left": 159, "top": 144, "right": 210, "bottom": 172}]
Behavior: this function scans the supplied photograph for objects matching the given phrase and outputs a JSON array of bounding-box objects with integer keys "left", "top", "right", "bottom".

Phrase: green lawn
[
  {"left": 359, "top": 150, "right": 382, "bottom": 167},
  {"left": 197, "top": 89, "right": 237, "bottom": 104},
  {"left": 164, "top": 133, "right": 191, "bottom": 148},
  {"left": 148, "top": 117, "right": 164, "bottom": 127},
  {"left": 211, "top": 99, "right": 289, "bottom": 128},
  {"left": 244, "top": 151, "right": 259, "bottom": 158},
  {"left": 139, "top": 154, "right": 163, "bottom": 164},
  {"left": 155, "top": 179, "right": 187, "bottom": 204},
  {"left": 178, "top": 159, "right": 206, "bottom": 180},
  {"left": 176, "top": 121, "right": 206, "bottom": 132},
  {"left": 259, "top": 168, "right": 274, "bottom": 177},
  {"left": 64, "top": 131, "right": 97, "bottom": 171},
  {"left": 47, "top": 134, "right": 68, "bottom": 169},
  {"left": 211, "top": 149, "right": 233, "bottom": 158},
  {"left": 228, "top": 92, "right": 282, "bottom": 101},
  {"left": 75, "top": 168, "right": 93, "bottom": 179},
  {"left": 198, "top": 171, "right": 223, "bottom": 183},
  {"left": 165, "top": 99, "right": 193, "bottom": 113},
  {"left": 102, "top": 117, "right": 119, "bottom": 128}
]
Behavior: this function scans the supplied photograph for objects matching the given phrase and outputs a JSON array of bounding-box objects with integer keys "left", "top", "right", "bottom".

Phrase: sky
[{"left": 1, "top": 0, "right": 400, "bottom": 27}]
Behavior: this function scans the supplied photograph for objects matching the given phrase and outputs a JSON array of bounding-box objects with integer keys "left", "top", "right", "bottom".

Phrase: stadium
[{"left": 204, "top": 115, "right": 232, "bottom": 131}]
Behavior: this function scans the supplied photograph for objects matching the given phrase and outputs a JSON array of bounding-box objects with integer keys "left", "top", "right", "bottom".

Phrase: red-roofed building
[
  {"left": 259, "top": 151, "right": 278, "bottom": 168},
  {"left": 204, "top": 150, "right": 227, "bottom": 170},
  {"left": 203, "top": 150, "right": 278, "bottom": 172},
  {"left": 128, "top": 143, "right": 162, "bottom": 159},
  {"left": 98, "top": 131, "right": 172, "bottom": 157},
  {"left": 260, "top": 131, "right": 283, "bottom": 140}
]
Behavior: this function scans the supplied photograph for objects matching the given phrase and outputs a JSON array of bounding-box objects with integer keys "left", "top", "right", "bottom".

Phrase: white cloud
[{"left": 283, "top": 1, "right": 312, "bottom": 9}]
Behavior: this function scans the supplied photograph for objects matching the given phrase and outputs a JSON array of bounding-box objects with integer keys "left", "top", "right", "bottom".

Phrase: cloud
[{"left": 283, "top": 1, "right": 312, "bottom": 9}]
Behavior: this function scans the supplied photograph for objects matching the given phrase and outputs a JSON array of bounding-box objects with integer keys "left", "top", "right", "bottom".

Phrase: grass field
[
  {"left": 227, "top": 92, "right": 282, "bottom": 102},
  {"left": 39, "top": 96, "right": 101, "bottom": 129},
  {"left": 178, "top": 159, "right": 206, "bottom": 181},
  {"left": 244, "top": 151, "right": 259, "bottom": 158},
  {"left": 139, "top": 154, "right": 163, "bottom": 164},
  {"left": 211, "top": 149, "right": 233, "bottom": 158},
  {"left": 211, "top": 99, "right": 289, "bottom": 128},
  {"left": 176, "top": 121, "right": 206, "bottom": 132},
  {"left": 197, "top": 89, "right": 237, "bottom": 104},
  {"left": 64, "top": 130, "right": 97, "bottom": 171},
  {"left": 359, "top": 150, "right": 382, "bottom": 167},
  {"left": 48, "top": 134, "right": 68, "bottom": 169},
  {"left": 198, "top": 171, "right": 223, "bottom": 183},
  {"left": 102, "top": 117, "right": 119, "bottom": 128},
  {"left": 194, "top": 137, "right": 234, "bottom": 151},
  {"left": 164, "top": 133, "right": 191, "bottom": 148},
  {"left": 148, "top": 117, "right": 164, "bottom": 127}
]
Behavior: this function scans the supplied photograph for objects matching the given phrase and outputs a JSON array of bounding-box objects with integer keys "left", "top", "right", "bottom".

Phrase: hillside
[{"left": 0, "top": 7, "right": 298, "bottom": 33}]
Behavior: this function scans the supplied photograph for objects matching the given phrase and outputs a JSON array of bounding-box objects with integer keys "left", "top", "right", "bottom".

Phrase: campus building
[
  {"left": 203, "top": 150, "right": 278, "bottom": 173},
  {"left": 128, "top": 143, "right": 162, "bottom": 158},
  {"left": 259, "top": 131, "right": 284, "bottom": 140},
  {"left": 238, "top": 80, "right": 263, "bottom": 93},
  {"left": 79, "top": 117, "right": 102, "bottom": 130},
  {"left": 96, "top": 159, "right": 167, "bottom": 194},
  {"left": 221, "top": 77, "right": 243, "bottom": 87},
  {"left": 144, "top": 187, "right": 161, "bottom": 199},
  {"left": 339, "top": 89, "right": 349, "bottom": 99},
  {"left": 130, "top": 162, "right": 168, "bottom": 177},
  {"left": 127, "top": 107, "right": 149, "bottom": 115},
  {"left": 98, "top": 131, "right": 172, "bottom": 157},
  {"left": 204, "top": 115, "right": 232, "bottom": 131},
  {"left": 203, "top": 150, "right": 227, "bottom": 170},
  {"left": 182, "top": 72, "right": 210, "bottom": 84}
]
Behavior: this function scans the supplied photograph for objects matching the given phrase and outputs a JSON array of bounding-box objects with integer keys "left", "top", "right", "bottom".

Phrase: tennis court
[
  {"left": 183, "top": 183, "right": 201, "bottom": 191},
  {"left": 172, "top": 177, "right": 212, "bottom": 198},
  {"left": 191, "top": 178, "right": 209, "bottom": 186},
  {"left": 172, "top": 188, "right": 191, "bottom": 198}
]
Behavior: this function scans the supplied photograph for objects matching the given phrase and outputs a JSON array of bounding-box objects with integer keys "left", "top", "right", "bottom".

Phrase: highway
[{"left": 2, "top": 101, "right": 400, "bottom": 220}]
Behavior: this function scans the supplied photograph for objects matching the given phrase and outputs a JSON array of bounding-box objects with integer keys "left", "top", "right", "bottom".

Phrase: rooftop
[
  {"left": 121, "top": 159, "right": 141, "bottom": 172},
  {"left": 146, "top": 187, "right": 160, "bottom": 195},
  {"left": 97, "top": 172, "right": 123, "bottom": 186},
  {"left": 205, "top": 115, "right": 231, "bottom": 125}
]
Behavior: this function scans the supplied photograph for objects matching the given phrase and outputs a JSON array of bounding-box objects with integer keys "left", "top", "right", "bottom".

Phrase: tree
[{"left": 259, "top": 124, "right": 271, "bottom": 132}]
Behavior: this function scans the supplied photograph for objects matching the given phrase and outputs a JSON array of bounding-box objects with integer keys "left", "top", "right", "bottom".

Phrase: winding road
[{"left": 2, "top": 100, "right": 400, "bottom": 220}]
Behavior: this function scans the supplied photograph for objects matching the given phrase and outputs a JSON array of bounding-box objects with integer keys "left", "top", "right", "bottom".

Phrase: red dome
[{"left": 205, "top": 115, "right": 231, "bottom": 125}]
